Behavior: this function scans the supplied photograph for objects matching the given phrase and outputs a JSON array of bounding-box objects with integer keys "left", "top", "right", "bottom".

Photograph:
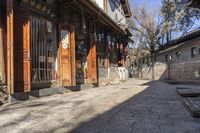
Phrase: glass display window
[{"left": 76, "top": 39, "right": 88, "bottom": 84}]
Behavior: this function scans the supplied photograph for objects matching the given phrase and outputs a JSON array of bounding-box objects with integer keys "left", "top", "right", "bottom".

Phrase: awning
[
  {"left": 59, "top": 0, "right": 127, "bottom": 35},
  {"left": 120, "top": 0, "right": 132, "bottom": 17}
]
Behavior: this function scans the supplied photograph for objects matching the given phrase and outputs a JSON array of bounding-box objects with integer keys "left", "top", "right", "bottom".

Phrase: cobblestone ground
[{"left": 0, "top": 79, "right": 200, "bottom": 133}]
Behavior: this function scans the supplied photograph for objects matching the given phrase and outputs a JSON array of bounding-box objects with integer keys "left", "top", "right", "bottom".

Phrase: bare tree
[{"left": 128, "top": 5, "right": 162, "bottom": 55}]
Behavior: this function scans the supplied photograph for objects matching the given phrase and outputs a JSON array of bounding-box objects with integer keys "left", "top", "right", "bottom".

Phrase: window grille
[
  {"left": 191, "top": 47, "right": 197, "bottom": 58},
  {"left": 30, "top": 16, "right": 55, "bottom": 84}
]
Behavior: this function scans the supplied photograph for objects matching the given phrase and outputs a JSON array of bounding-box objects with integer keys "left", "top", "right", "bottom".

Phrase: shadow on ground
[
  {"left": 0, "top": 81, "right": 200, "bottom": 133},
  {"left": 60, "top": 81, "right": 200, "bottom": 133}
]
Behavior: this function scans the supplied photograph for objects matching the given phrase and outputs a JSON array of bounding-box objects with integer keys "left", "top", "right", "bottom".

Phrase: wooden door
[
  {"left": 14, "top": 8, "right": 31, "bottom": 92},
  {"left": 87, "top": 35, "right": 97, "bottom": 83},
  {"left": 59, "top": 24, "right": 75, "bottom": 86}
]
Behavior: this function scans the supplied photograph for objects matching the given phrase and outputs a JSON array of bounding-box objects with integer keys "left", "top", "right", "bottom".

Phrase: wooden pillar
[
  {"left": 0, "top": 1, "right": 5, "bottom": 85},
  {"left": 7, "top": 0, "right": 14, "bottom": 95},
  {"left": 70, "top": 25, "right": 76, "bottom": 86}
]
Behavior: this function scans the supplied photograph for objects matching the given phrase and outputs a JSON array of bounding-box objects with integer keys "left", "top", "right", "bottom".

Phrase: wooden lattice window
[
  {"left": 30, "top": 16, "right": 56, "bottom": 84},
  {"left": 97, "top": 31, "right": 108, "bottom": 67}
]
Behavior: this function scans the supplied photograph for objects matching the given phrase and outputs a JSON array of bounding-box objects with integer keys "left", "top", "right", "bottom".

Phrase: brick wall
[
  {"left": 170, "top": 61, "right": 200, "bottom": 82},
  {"left": 135, "top": 36, "right": 200, "bottom": 83},
  {"left": 138, "top": 63, "right": 168, "bottom": 80}
]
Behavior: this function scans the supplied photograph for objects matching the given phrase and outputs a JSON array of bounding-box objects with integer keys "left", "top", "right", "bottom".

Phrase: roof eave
[
  {"left": 59, "top": 0, "right": 127, "bottom": 35},
  {"left": 120, "top": 0, "right": 132, "bottom": 18}
]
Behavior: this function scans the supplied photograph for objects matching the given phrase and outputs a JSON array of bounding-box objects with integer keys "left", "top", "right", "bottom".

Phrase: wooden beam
[
  {"left": 120, "top": 0, "right": 132, "bottom": 17},
  {"left": 7, "top": 0, "right": 14, "bottom": 95},
  {"left": 59, "top": 0, "right": 75, "bottom": 5}
]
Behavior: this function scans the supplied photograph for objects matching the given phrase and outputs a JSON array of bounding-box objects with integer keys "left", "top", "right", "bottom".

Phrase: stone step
[
  {"left": 184, "top": 97, "right": 200, "bottom": 118},
  {"left": 10, "top": 87, "right": 70, "bottom": 102},
  {"left": 176, "top": 87, "right": 200, "bottom": 97},
  {"left": 68, "top": 84, "right": 94, "bottom": 91},
  {"left": 9, "top": 84, "right": 95, "bottom": 102},
  {"left": 0, "top": 85, "right": 8, "bottom": 105}
]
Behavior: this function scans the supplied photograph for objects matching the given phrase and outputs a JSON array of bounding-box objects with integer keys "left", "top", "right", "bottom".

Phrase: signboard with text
[{"left": 20, "top": 0, "right": 55, "bottom": 18}]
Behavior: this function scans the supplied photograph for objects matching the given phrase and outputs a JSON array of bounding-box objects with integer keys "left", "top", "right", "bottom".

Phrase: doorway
[
  {"left": 58, "top": 24, "right": 76, "bottom": 86},
  {"left": 75, "top": 39, "right": 88, "bottom": 84},
  {"left": 75, "top": 35, "right": 97, "bottom": 84}
]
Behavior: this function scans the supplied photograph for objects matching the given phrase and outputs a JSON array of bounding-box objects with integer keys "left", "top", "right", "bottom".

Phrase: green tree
[{"left": 160, "top": 0, "right": 200, "bottom": 42}]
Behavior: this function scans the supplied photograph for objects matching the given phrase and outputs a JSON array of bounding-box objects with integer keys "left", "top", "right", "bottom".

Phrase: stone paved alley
[{"left": 0, "top": 79, "right": 200, "bottom": 133}]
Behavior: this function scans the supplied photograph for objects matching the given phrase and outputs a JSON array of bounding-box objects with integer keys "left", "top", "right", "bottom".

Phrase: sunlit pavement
[{"left": 0, "top": 79, "right": 200, "bottom": 133}]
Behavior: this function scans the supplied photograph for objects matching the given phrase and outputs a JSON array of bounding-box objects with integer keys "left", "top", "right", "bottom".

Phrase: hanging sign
[
  {"left": 61, "top": 30, "right": 69, "bottom": 49},
  {"left": 47, "top": 21, "right": 52, "bottom": 33},
  {"left": 21, "top": 0, "right": 55, "bottom": 17}
]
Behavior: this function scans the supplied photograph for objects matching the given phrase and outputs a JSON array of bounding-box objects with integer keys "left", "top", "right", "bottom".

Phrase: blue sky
[
  {"left": 129, "top": 0, "right": 200, "bottom": 35},
  {"left": 128, "top": 0, "right": 200, "bottom": 45},
  {"left": 129, "top": 0, "right": 162, "bottom": 10}
]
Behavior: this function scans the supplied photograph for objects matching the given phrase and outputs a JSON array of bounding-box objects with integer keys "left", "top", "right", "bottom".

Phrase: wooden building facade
[{"left": 0, "top": 0, "right": 131, "bottom": 97}]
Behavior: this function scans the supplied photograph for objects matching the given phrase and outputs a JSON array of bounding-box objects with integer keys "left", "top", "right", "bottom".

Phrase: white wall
[
  {"left": 96, "top": 0, "right": 104, "bottom": 10},
  {"left": 92, "top": 0, "right": 104, "bottom": 10},
  {"left": 91, "top": 0, "right": 126, "bottom": 25},
  {"left": 107, "top": 0, "right": 126, "bottom": 25}
]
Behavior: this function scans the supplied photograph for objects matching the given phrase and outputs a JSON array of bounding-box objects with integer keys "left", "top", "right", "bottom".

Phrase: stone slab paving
[{"left": 0, "top": 79, "right": 200, "bottom": 133}]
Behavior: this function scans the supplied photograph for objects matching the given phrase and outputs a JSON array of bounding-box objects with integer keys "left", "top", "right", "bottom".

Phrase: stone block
[
  {"left": 184, "top": 97, "right": 200, "bottom": 117},
  {"left": 109, "top": 77, "right": 121, "bottom": 85},
  {"left": 0, "top": 85, "right": 8, "bottom": 104}
]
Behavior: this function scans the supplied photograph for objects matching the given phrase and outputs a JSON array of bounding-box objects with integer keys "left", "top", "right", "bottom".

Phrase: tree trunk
[
  {"left": 150, "top": 43, "right": 155, "bottom": 54},
  {"left": 169, "top": 29, "right": 172, "bottom": 41},
  {"left": 166, "top": 31, "right": 169, "bottom": 43},
  {"left": 162, "top": 34, "right": 164, "bottom": 45}
]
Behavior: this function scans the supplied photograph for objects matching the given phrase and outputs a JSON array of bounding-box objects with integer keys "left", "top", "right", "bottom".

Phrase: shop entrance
[
  {"left": 75, "top": 36, "right": 97, "bottom": 84},
  {"left": 14, "top": 11, "right": 57, "bottom": 92},
  {"left": 75, "top": 39, "right": 88, "bottom": 84}
]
